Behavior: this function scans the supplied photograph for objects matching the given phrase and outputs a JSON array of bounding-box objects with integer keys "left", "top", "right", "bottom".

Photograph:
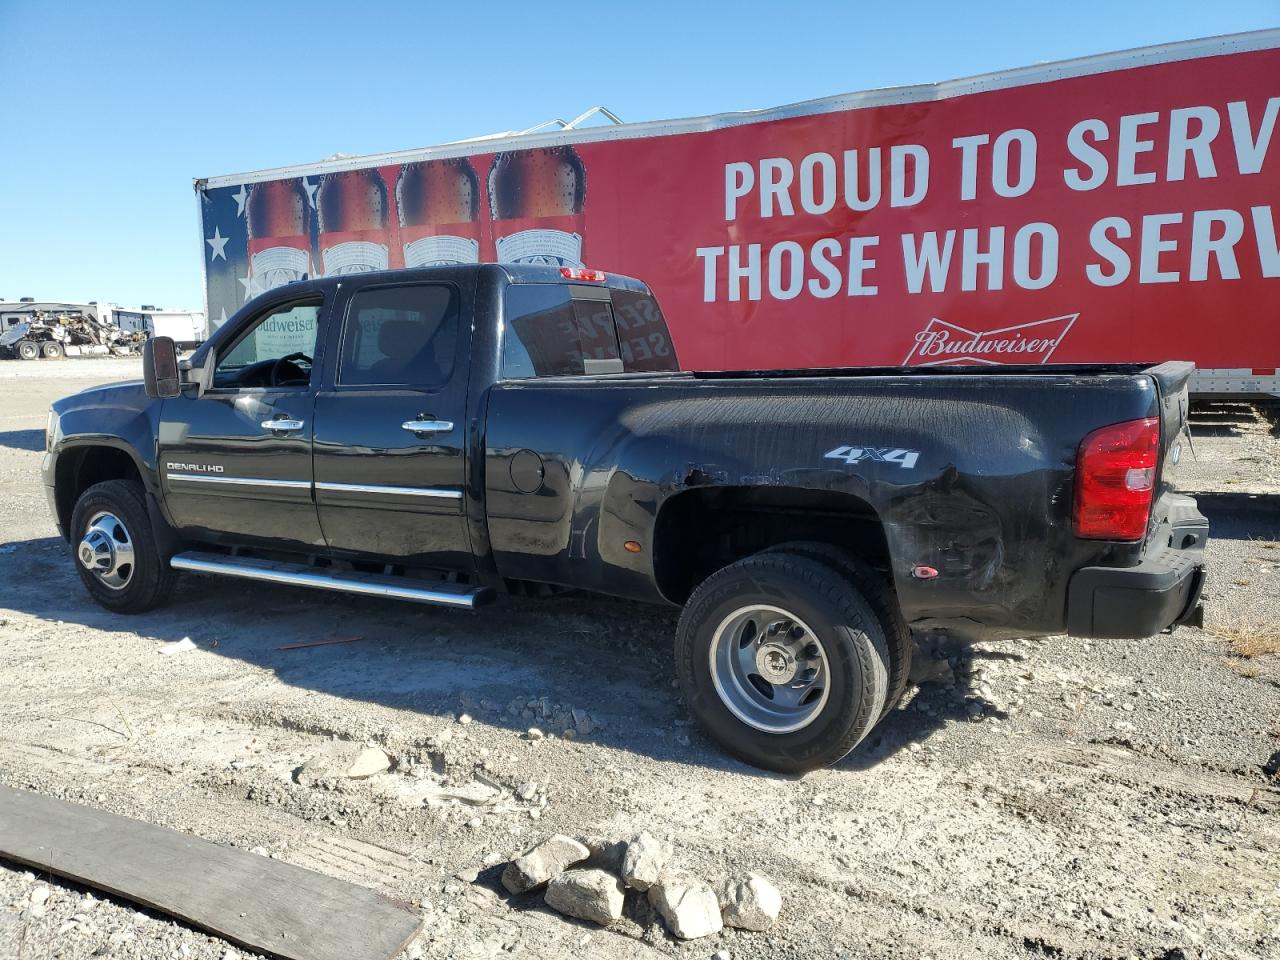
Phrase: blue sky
[{"left": 1, "top": 0, "right": 1276, "bottom": 310}]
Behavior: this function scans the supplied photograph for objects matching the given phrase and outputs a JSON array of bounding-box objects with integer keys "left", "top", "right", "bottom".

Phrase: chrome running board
[{"left": 169, "top": 551, "right": 491, "bottom": 609}]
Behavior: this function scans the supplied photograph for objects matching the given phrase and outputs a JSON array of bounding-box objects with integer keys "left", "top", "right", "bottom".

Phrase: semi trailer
[{"left": 194, "top": 30, "right": 1280, "bottom": 397}]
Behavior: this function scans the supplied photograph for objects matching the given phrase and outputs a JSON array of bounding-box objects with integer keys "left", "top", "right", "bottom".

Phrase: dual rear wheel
[{"left": 676, "top": 546, "right": 910, "bottom": 773}]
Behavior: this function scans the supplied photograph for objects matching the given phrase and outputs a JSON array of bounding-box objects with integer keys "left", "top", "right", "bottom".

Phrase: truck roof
[{"left": 264, "top": 263, "right": 652, "bottom": 299}]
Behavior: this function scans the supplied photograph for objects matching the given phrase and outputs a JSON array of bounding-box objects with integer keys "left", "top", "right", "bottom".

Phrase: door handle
[
  {"left": 262, "top": 418, "right": 305, "bottom": 433},
  {"left": 401, "top": 419, "right": 453, "bottom": 435}
]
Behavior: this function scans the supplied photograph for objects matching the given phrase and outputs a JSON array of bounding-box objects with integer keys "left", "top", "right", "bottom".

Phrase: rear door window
[{"left": 338, "top": 283, "right": 458, "bottom": 387}]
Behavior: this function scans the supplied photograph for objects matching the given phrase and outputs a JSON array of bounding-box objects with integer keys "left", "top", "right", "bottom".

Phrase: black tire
[
  {"left": 16, "top": 340, "right": 39, "bottom": 360},
  {"left": 763, "top": 542, "right": 913, "bottom": 718},
  {"left": 69, "top": 479, "right": 177, "bottom": 613},
  {"left": 675, "top": 552, "right": 890, "bottom": 774},
  {"left": 41, "top": 341, "right": 65, "bottom": 359}
]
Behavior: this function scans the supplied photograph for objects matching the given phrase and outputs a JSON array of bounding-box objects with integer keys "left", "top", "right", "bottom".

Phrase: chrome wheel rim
[
  {"left": 77, "top": 511, "right": 135, "bottom": 590},
  {"left": 708, "top": 604, "right": 830, "bottom": 733}
]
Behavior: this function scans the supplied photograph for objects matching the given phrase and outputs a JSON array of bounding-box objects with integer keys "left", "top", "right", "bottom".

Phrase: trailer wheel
[
  {"left": 675, "top": 552, "right": 890, "bottom": 773},
  {"left": 40, "top": 341, "right": 65, "bottom": 359},
  {"left": 70, "top": 479, "right": 177, "bottom": 613},
  {"left": 16, "top": 340, "right": 40, "bottom": 360},
  {"left": 762, "top": 542, "right": 913, "bottom": 718}
]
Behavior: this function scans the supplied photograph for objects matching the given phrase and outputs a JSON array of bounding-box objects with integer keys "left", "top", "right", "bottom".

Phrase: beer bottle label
[
  {"left": 495, "top": 224, "right": 583, "bottom": 267},
  {"left": 404, "top": 233, "right": 480, "bottom": 267},
  {"left": 248, "top": 244, "right": 310, "bottom": 295},
  {"left": 321, "top": 240, "right": 390, "bottom": 275}
]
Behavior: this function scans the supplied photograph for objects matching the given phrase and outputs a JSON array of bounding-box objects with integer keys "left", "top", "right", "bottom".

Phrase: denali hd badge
[
  {"left": 166, "top": 462, "right": 224, "bottom": 473},
  {"left": 824, "top": 446, "right": 920, "bottom": 469}
]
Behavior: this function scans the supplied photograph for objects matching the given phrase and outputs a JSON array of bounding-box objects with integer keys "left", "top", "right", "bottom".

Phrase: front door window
[{"left": 214, "top": 300, "right": 321, "bottom": 389}]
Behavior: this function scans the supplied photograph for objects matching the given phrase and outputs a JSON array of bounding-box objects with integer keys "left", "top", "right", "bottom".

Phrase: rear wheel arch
[{"left": 651, "top": 485, "right": 894, "bottom": 604}]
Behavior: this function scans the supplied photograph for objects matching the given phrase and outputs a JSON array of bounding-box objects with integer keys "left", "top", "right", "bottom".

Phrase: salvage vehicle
[
  {"left": 0, "top": 311, "right": 145, "bottom": 360},
  {"left": 43, "top": 264, "right": 1208, "bottom": 772}
]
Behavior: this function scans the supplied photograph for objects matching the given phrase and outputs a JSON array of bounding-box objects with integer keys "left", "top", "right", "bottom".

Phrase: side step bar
[{"left": 169, "top": 551, "right": 493, "bottom": 610}]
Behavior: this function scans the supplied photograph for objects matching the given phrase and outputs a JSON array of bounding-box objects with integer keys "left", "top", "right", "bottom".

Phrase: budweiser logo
[{"left": 903, "top": 314, "right": 1078, "bottom": 366}]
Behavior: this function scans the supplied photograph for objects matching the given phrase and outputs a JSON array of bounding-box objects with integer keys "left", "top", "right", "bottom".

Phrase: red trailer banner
[{"left": 199, "top": 33, "right": 1280, "bottom": 377}]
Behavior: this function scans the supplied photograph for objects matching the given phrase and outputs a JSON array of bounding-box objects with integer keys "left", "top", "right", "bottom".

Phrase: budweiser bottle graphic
[
  {"left": 488, "top": 146, "right": 586, "bottom": 267},
  {"left": 317, "top": 169, "right": 390, "bottom": 275},
  {"left": 246, "top": 179, "right": 315, "bottom": 357},
  {"left": 246, "top": 179, "right": 312, "bottom": 295},
  {"left": 396, "top": 159, "right": 481, "bottom": 267}
]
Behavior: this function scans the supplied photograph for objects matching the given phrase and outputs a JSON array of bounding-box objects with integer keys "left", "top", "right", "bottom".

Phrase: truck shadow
[
  {"left": 1193, "top": 492, "right": 1280, "bottom": 541},
  {"left": 2, "top": 535, "right": 983, "bottom": 777},
  {"left": 838, "top": 633, "right": 1011, "bottom": 772},
  {"left": 0, "top": 429, "right": 46, "bottom": 452}
]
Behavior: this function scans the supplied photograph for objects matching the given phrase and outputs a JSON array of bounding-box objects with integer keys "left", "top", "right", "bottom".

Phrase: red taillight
[
  {"left": 560, "top": 266, "right": 606, "bottom": 282},
  {"left": 1073, "top": 417, "right": 1160, "bottom": 540}
]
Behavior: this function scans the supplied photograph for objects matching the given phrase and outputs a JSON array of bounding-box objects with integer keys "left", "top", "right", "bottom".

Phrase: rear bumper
[{"left": 1066, "top": 497, "right": 1207, "bottom": 639}]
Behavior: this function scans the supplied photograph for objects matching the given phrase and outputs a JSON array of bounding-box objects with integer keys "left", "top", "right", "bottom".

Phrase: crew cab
[{"left": 43, "top": 264, "right": 1207, "bottom": 772}]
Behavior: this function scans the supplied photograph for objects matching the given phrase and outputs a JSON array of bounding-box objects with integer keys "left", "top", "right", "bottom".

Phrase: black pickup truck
[{"left": 43, "top": 263, "right": 1207, "bottom": 772}]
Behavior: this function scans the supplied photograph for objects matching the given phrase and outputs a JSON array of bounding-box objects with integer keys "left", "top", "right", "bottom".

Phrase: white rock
[
  {"left": 29, "top": 885, "right": 50, "bottom": 918},
  {"left": 648, "top": 871, "right": 723, "bottom": 940},
  {"left": 525, "top": 728, "right": 545, "bottom": 741},
  {"left": 501, "top": 835, "right": 590, "bottom": 894},
  {"left": 544, "top": 869, "right": 625, "bottom": 925},
  {"left": 621, "top": 831, "right": 671, "bottom": 891},
  {"left": 297, "top": 744, "right": 392, "bottom": 784},
  {"left": 718, "top": 872, "right": 781, "bottom": 931},
  {"left": 160, "top": 636, "right": 198, "bottom": 656}
]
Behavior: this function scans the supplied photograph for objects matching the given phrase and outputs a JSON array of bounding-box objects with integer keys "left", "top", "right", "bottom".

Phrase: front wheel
[
  {"left": 16, "top": 340, "right": 40, "bottom": 360},
  {"left": 675, "top": 552, "right": 890, "bottom": 774},
  {"left": 70, "top": 479, "right": 177, "bottom": 613}
]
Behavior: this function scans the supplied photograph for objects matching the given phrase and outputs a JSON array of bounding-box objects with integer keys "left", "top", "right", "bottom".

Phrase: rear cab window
[{"left": 502, "top": 282, "right": 677, "bottom": 379}]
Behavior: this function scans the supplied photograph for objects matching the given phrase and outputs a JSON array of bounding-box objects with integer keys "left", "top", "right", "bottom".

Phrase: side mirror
[{"left": 143, "top": 336, "right": 180, "bottom": 398}]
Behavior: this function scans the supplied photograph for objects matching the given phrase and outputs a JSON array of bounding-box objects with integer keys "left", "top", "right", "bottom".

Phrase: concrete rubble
[
  {"left": 718, "top": 872, "right": 782, "bottom": 931},
  {"left": 501, "top": 835, "right": 589, "bottom": 894},
  {"left": 646, "top": 870, "right": 724, "bottom": 940},
  {"left": 620, "top": 831, "right": 671, "bottom": 891},
  {"left": 544, "top": 869, "right": 626, "bottom": 925},
  {"left": 500, "top": 831, "right": 768, "bottom": 942}
]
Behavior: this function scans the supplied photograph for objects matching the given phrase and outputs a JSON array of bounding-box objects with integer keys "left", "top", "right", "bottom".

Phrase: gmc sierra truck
[{"left": 43, "top": 263, "right": 1208, "bottom": 772}]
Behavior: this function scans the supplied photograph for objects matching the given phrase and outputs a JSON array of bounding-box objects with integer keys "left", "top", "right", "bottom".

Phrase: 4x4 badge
[{"left": 824, "top": 446, "right": 920, "bottom": 469}]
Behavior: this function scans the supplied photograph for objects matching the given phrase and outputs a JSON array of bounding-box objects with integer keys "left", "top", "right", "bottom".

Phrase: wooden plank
[{"left": 0, "top": 784, "right": 421, "bottom": 960}]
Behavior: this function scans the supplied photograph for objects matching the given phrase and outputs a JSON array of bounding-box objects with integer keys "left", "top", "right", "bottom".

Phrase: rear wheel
[
  {"left": 675, "top": 552, "right": 890, "bottom": 773},
  {"left": 41, "top": 341, "right": 65, "bottom": 359},
  {"left": 16, "top": 340, "right": 39, "bottom": 360},
  {"left": 763, "top": 542, "right": 913, "bottom": 718},
  {"left": 70, "top": 479, "right": 176, "bottom": 613}
]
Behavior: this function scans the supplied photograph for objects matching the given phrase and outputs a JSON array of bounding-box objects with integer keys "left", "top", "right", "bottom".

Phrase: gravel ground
[{"left": 1, "top": 366, "right": 1278, "bottom": 960}]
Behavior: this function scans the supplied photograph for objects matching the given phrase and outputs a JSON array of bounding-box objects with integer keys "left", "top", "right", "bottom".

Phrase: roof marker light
[{"left": 560, "top": 266, "right": 606, "bottom": 282}]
